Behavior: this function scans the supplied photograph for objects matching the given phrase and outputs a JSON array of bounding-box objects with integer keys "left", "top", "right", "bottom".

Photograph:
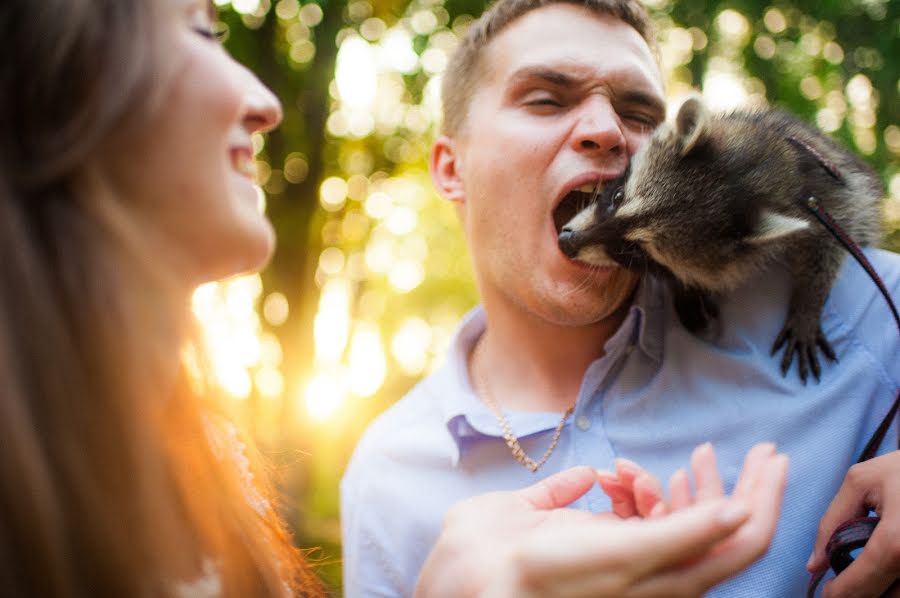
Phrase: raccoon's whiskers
[
  {"left": 562, "top": 275, "right": 590, "bottom": 298},
  {"left": 589, "top": 184, "right": 601, "bottom": 205},
  {"left": 561, "top": 265, "right": 596, "bottom": 298}
]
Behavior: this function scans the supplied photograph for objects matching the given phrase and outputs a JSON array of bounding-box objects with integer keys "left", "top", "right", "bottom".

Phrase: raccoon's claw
[
  {"left": 771, "top": 325, "right": 837, "bottom": 384},
  {"left": 817, "top": 335, "right": 837, "bottom": 362}
]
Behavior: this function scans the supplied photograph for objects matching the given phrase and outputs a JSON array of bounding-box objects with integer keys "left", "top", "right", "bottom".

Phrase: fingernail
[
  {"left": 693, "top": 442, "right": 713, "bottom": 457},
  {"left": 717, "top": 501, "right": 749, "bottom": 526},
  {"left": 615, "top": 457, "right": 640, "bottom": 471},
  {"left": 649, "top": 502, "right": 666, "bottom": 517},
  {"left": 758, "top": 442, "right": 776, "bottom": 455},
  {"left": 595, "top": 469, "right": 616, "bottom": 480},
  {"left": 805, "top": 552, "right": 820, "bottom": 571}
]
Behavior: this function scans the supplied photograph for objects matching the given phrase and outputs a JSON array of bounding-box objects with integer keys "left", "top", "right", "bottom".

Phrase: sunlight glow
[
  {"left": 192, "top": 277, "right": 267, "bottom": 400},
  {"left": 232, "top": 0, "right": 261, "bottom": 15},
  {"left": 388, "top": 260, "right": 425, "bottom": 293},
  {"left": 702, "top": 70, "right": 749, "bottom": 110},
  {"left": 336, "top": 36, "right": 377, "bottom": 110},
  {"left": 348, "top": 322, "right": 387, "bottom": 397},
  {"left": 262, "top": 292, "right": 290, "bottom": 326},
  {"left": 392, "top": 317, "right": 433, "bottom": 375},
  {"left": 715, "top": 10, "right": 750, "bottom": 43},
  {"left": 364, "top": 236, "right": 395, "bottom": 273},
  {"left": 320, "top": 176, "right": 349, "bottom": 211},
  {"left": 379, "top": 29, "right": 418, "bottom": 73},
  {"left": 365, "top": 191, "right": 393, "bottom": 219},
  {"left": 314, "top": 278, "right": 351, "bottom": 365},
  {"left": 304, "top": 372, "right": 347, "bottom": 421},
  {"left": 255, "top": 367, "right": 284, "bottom": 399},
  {"left": 385, "top": 206, "right": 418, "bottom": 235}
]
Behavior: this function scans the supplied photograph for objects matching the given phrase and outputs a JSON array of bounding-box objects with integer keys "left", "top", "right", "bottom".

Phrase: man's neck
[{"left": 472, "top": 297, "right": 631, "bottom": 413}]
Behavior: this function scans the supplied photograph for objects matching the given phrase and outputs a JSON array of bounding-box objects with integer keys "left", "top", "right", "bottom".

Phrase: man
[{"left": 341, "top": 0, "right": 900, "bottom": 595}]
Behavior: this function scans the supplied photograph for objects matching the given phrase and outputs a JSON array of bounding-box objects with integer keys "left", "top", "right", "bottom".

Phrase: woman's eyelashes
[
  {"left": 188, "top": 6, "right": 224, "bottom": 42},
  {"left": 193, "top": 26, "right": 217, "bottom": 40}
]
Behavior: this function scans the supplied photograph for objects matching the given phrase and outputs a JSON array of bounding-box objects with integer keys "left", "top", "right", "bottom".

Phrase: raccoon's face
[
  {"left": 559, "top": 97, "right": 723, "bottom": 283},
  {"left": 559, "top": 95, "right": 812, "bottom": 290},
  {"left": 557, "top": 173, "right": 657, "bottom": 272}
]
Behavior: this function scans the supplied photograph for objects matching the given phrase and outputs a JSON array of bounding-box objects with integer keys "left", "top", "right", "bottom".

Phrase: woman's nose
[{"left": 240, "top": 66, "right": 283, "bottom": 134}]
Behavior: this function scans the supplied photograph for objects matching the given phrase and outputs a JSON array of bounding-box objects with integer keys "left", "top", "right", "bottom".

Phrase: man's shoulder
[
  {"left": 859, "top": 247, "right": 900, "bottom": 276},
  {"left": 342, "top": 369, "right": 456, "bottom": 481},
  {"left": 827, "top": 247, "right": 900, "bottom": 380},
  {"left": 364, "top": 371, "right": 448, "bottom": 440},
  {"left": 829, "top": 247, "right": 900, "bottom": 317}
]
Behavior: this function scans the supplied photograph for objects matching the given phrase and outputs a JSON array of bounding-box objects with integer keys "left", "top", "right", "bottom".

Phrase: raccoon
[{"left": 557, "top": 96, "right": 883, "bottom": 382}]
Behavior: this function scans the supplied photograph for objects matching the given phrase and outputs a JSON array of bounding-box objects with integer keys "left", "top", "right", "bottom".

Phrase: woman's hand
[{"left": 415, "top": 443, "right": 787, "bottom": 598}]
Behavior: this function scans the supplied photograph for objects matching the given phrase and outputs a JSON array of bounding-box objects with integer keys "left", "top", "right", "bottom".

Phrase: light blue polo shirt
[{"left": 340, "top": 248, "right": 900, "bottom": 597}]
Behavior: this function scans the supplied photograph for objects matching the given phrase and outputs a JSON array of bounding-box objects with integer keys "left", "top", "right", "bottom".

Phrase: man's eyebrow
[{"left": 507, "top": 67, "right": 584, "bottom": 88}]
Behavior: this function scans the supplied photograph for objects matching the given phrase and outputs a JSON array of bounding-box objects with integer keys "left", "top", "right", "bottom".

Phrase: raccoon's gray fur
[{"left": 558, "top": 96, "right": 883, "bottom": 382}]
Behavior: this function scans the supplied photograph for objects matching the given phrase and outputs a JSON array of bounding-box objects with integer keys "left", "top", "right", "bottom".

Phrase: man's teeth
[{"left": 574, "top": 183, "right": 601, "bottom": 193}]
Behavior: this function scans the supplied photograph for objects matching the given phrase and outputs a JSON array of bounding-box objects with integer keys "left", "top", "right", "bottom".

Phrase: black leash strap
[
  {"left": 805, "top": 197, "right": 900, "bottom": 333},
  {"left": 803, "top": 196, "right": 900, "bottom": 597}
]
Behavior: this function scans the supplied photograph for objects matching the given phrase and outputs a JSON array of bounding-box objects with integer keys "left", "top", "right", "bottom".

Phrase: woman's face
[{"left": 104, "top": 0, "right": 283, "bottom": 285}]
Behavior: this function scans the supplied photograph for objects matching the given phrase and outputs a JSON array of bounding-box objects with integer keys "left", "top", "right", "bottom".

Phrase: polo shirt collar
[{"left": 438, "top": 275, "right": 666, "bottom": 464}]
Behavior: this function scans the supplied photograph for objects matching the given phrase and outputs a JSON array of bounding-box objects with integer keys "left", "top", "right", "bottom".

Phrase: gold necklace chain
[{"left": 471, "top": 338, "right": 574, "bottom": 473}]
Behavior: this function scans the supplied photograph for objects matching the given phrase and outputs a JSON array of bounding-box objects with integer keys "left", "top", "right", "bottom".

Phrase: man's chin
[{"left": 551, "top": 269, "right": 639, "bottom": 324}]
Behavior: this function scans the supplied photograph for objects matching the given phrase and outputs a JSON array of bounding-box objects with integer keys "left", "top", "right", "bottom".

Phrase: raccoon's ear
[
  {"left": 747, "top": 210, "right": 810, "bottom": 244},
  {"left": 675, "top": 95, "right": 709, "bottom": 156}
]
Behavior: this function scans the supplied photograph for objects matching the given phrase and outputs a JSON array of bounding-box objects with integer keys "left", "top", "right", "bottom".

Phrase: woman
[
  {"left": 1, "top": 1, "right": 788, "bottom": 596},
  {"left": 1, "top": 0, "right": 322, "bottom": 595}
]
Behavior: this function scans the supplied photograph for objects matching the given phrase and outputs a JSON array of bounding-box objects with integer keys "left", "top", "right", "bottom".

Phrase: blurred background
[{"left": 201, "top": 0, "right": 898, "bottom": 592}]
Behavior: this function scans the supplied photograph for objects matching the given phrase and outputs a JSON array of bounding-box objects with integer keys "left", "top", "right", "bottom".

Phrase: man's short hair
[{"left": 441, "top": 0, "right": 657, "bottom": 136}]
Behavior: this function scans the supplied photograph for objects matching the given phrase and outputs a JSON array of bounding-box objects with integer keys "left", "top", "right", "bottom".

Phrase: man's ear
[{"left": 430, "top": 136, "right": 466, "bottom": 203}]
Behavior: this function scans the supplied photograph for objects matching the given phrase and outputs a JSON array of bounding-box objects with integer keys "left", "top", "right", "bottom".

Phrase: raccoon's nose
[{"left": 558, "top": 228, "right": 579, "bottom": 258}]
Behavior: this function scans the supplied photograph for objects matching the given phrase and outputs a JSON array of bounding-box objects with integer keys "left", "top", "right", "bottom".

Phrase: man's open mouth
[{"left": 552, "top": 184, "right": 601, "bottom": 234}]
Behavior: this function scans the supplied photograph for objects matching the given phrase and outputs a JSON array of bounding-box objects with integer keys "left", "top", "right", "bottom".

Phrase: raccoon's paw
[{"left": 771, "top": 323, "right": 837, "bottom": 383}]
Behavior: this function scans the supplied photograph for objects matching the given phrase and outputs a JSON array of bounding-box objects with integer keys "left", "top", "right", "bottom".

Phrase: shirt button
[{"left": 575, "top": 415, "right": 591, "bottom": 431}]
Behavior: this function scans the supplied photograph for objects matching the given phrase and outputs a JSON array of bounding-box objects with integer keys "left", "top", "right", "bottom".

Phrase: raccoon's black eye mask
[{"left": 606, "top": 187, "right": 624, "bottom": 214}]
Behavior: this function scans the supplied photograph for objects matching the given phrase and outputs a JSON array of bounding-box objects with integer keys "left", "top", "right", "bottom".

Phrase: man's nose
[{"left": 570, "top": 97, "right": 627, "bottom": 160}]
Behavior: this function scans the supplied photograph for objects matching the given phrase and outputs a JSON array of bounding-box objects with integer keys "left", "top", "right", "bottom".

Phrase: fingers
[
  {"left": 627, "top": 498, "right": 752, "bottom": 577},
  {"left": 633, "top": 453, "right": 789, "bottom": 597},
  {"left": 691, "top": 442, "right": 724, "bottom": 501},
  {"left": 819, "top": 454, "right": 900, "bottom": 597},
  {"left": 668, "top": 468, "right": 692, "bottom": 511},
  {"left": 616, "top": 458, "right": 666, "bottom": 518},
  {"left": 519, "top": 465, "right": 598, "bottom": 510},
  {"left": 597, "top": 470, "right": 639, "bottom": 518},
  {"left": 634, "top": 473, "right": 665, "bottom": 518},
  {"left": 605, "top": 458, "right": 665, "bottom": 519},
  {"left": 615, "top": 457, "right": 643, "bottom": 489},
  {"left": 807, "top": 463, "right": 874, "bottom": 572},
  {"left": 822, "top": 522, "right": 900, "bottom": 598},
  {"left": 600, "top": 442, "right": 783, "bottom": 523}
]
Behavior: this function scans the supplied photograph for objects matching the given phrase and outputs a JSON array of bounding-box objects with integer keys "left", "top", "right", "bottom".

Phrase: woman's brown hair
[{"left": 0, "top": 1, "right": 323, "bottom": 595}]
